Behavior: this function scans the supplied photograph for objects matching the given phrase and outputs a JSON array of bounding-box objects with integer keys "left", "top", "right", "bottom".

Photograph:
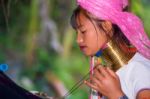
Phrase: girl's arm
[{"left": 137, "top": 90, "right": 150, "bottom": 99}]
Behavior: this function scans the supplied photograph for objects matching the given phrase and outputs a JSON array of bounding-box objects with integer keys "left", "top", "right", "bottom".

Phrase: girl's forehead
[{"left": 76, "top": 12, "right": 90, "bottom": 27}]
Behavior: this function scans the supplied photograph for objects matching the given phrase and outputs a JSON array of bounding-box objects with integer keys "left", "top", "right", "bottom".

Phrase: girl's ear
[{"left": 101, "top": 21, "right": 113, "bottom": 38}]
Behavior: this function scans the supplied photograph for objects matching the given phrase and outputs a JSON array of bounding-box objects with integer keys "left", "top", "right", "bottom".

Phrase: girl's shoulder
[
  {"left": 119, "top": 52, "right": 150, "bottom": 72},
  {"left": 117, "top": 52, "right": 150, "bottom": 79},
  {"left": 130, "top": 52, "right": 150, "bottom": 64},
  {"left": 128, "top": 52, "right": 150, "bottom": 70}
]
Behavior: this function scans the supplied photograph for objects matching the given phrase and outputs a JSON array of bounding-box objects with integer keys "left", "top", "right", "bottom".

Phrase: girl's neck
[{"left": 101, "top": 39, "right": 136, "bottom": 71}]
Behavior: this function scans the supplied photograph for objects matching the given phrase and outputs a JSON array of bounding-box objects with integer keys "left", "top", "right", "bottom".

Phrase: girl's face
[{"left": 76, "top": 12, "right": 108, "bottom": 56}]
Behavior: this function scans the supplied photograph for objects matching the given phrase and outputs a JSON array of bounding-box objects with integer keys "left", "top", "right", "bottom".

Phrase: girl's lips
[{"left": 79, "top": 46, "right": 87, "bottom": 51}]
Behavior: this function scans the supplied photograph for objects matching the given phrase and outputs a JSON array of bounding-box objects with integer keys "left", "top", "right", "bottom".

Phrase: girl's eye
[{"left": 81, "top": 30, "right": 86, "bottom": 34}]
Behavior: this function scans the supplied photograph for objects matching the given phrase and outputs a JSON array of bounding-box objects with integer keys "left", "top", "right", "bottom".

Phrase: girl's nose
[{"left": 76, "top": 33, "right": 83, "bottom": 44}]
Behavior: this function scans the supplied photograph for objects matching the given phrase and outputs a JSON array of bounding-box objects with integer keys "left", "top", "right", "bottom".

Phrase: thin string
[
  {"left": 55, "top": 60, "right": 101, "bottom": 99},
  {"left": 61, "top": 71, "right": 90, "bottom": 99}
]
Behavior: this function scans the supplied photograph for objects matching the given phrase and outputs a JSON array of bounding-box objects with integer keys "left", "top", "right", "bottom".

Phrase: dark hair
[{"left": 70, "top": 6, "right": 136, "bottom": 53}]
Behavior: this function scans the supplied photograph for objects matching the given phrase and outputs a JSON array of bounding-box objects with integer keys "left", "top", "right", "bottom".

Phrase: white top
[{"left": 116, "top": 52, "right": 150, "bottom": 99}]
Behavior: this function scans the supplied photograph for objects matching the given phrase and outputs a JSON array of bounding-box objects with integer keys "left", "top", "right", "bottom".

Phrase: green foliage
[{"left": 131, "top": 0, "right": 150, "bottom": 37}]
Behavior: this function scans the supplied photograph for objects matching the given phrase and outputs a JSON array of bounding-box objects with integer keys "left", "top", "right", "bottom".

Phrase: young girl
[{"left": 70, "top": 0, "right": 150, "bottom": 99}]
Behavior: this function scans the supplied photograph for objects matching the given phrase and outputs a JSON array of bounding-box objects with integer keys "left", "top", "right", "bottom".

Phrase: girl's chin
[
  {"left": 80, "top": 48, "right": 98, "bottom": 56},
  {"left": 82, "top": 51, "right": 96, "bottom": 56}
]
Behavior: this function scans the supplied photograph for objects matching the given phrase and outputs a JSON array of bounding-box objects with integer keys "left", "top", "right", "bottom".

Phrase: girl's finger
[
  {"left": 97, "top": 66, "right": 109, "bottom": 77},
  {"left": 94, "top": 69, "right": 104, "bottom": 81},
  {"left": 91, "top": 76, "right": 102, "bottom": 86},
  {"left": 98, "top": 95, "right": 102, "bottom": 99},
  {"left": 94, "top": 64, "right": 101, "bottom": 70},
  {"left": 106, "top": 67, "right": 117, "bottom": 78},
  {"left": 84, "top": 80, "right": 99, "bottom": 91}
]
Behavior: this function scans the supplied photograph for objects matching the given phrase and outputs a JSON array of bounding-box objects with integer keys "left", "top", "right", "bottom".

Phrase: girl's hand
[{"left": 84, "top": 66, "right": 124, "bottom": 99}]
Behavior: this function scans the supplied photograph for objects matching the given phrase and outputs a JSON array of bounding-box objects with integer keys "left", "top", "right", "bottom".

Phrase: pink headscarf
[{"left": 77, "top": 0, "right": 150, "bottom": 59}]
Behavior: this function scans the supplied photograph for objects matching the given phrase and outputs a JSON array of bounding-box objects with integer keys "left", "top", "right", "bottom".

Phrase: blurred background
[{"left": 0, "top": 0, "right": 150, "bottom": 99}]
